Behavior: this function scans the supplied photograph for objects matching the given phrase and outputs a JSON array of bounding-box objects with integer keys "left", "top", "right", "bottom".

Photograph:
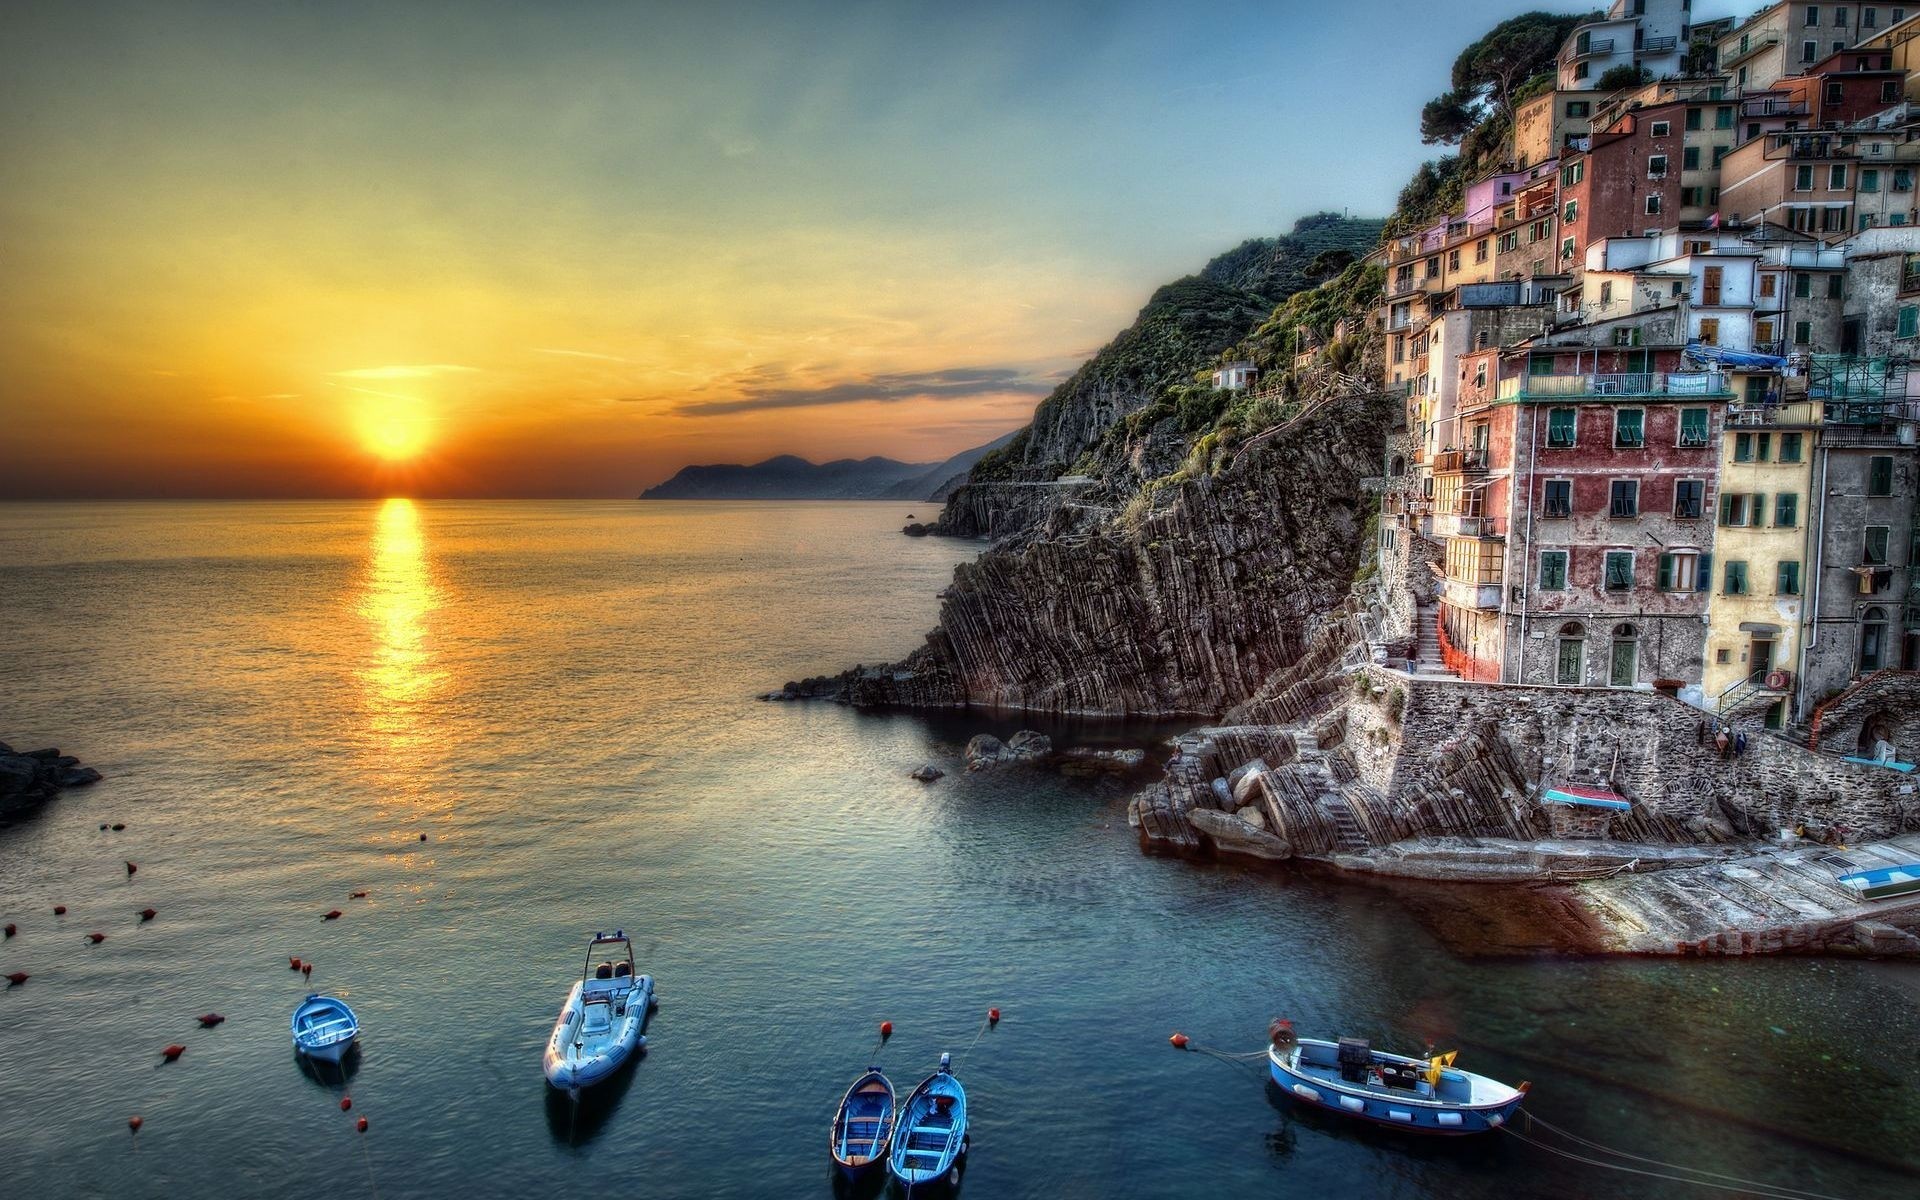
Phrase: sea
[{"left": 0, "top": 499, "right": 1914, "bottom": 1199}]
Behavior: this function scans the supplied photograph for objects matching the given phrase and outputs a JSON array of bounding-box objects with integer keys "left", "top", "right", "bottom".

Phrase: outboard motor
[
  {"left": 1337, "top": 1037, "right": 1372, "bottom": 1083},
  {"left": 939, "top": 1052, "right": 952, "bottom": 1073}
]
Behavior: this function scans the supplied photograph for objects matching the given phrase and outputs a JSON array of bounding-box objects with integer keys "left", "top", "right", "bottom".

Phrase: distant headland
[{"left": 639, "top": 432, "right": 1018, "bottom": 502}]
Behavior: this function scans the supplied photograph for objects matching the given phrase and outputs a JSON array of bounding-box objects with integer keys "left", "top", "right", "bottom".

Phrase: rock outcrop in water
[{"left": 0, "top": 742, "right": 101, "bottom": 823}]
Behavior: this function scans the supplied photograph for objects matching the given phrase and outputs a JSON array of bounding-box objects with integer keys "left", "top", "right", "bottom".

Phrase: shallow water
[{"left": 0, "top": 499, "right": 1914, "bottom": 1199}]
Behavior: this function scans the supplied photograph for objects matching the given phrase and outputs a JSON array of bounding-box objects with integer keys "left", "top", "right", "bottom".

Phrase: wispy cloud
[
  {"left": 676, "top": 366, "right": 1052, "bottom": 417},
  {"left": 331, "top": 364, "right": 479, "bottom": 380},
  {"left": 531, "top": 348, "right": 627, "bottom": 362}
]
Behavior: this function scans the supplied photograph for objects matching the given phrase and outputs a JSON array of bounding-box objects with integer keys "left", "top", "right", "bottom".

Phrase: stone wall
[{"left": 1809, "top": 670, "right": 1920, "bottom": 760}]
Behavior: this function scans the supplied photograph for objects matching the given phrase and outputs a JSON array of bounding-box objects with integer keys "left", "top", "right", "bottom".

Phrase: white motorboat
[{"left": 542, "top": 931, "right": 654, "bottom": 1095}]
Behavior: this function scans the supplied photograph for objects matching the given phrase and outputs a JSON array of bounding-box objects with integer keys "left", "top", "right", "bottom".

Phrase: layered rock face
[
  {"left": 0, "top": 742, "right": 102, "bottom": 823},
  {"left": 838, "top": 390, "right": 1397, "bottom": 715}
]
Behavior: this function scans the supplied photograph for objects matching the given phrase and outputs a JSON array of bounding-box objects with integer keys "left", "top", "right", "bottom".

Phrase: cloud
[
  {"left": 330, "top": 364, "right": 479, "bottom": 379},
  {"left": 531, "top": 348, "right": 627, "bottom": 362},
  {"left": 676, "top": 366, "right": 1053, "bottom": 416}
]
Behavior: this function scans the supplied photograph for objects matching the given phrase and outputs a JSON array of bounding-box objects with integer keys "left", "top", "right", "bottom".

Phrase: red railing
[{"left": 1433, "top": 608, "right": 1481, "bottom": 681}]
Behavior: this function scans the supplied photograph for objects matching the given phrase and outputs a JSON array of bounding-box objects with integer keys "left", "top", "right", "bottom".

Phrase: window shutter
[
  {"left": 1657, "top": 554, "right": 1675, "bottom": 591},
  {"left": 1697, "top": 552, "right": 1712, "bottom": 591}
]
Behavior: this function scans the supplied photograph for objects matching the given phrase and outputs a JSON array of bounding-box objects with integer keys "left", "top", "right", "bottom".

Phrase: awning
[
  {"left": 1543, "top": 785, "right": 1633, "bottom": 812},
  {"left": 1684, "top": 340, "right": 1788, "bottom": 371}
]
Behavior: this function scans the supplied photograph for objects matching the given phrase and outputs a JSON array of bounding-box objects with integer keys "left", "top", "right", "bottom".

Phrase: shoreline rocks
[
  {"left": 0, "top": 742, "right": 102, "bottom": 823},
  {"left": 964, "top": 730, "right": 1053, "bottom": 771},
  {"left": 910, "top": 764, "right": 945, "bottom": 782}
]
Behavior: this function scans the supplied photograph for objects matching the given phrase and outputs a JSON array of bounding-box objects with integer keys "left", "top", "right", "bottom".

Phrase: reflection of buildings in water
[{"left": 359, "top": 498, "right": 446, "bottom": 744}]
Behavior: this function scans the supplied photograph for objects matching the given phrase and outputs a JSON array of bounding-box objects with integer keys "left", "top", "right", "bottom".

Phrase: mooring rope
[{"left": 1502, "top": 1114, "right": 1854, "bottom": 1200}]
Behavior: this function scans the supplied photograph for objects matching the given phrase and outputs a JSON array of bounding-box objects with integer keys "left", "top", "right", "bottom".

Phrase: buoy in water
[
  {"left": 1170, "top": 1032, "right": 1189, "bottom": 1049},
  {"left": 100, "top": 823, "right": 108, "bottom": 831},
  {"left": 302, "top": 963, "right": 312, "bottom": 980},
  {"left": 350, "top": 891, "right": 367, "bottom": 899},
  {"left": 128, "top": 1115, "right": 142, "bottom": 1134},
  {"left": 87, "top": 932, "right": 107, "bottom": 944},
  {"left": 340, "top": 1096, "right": 352, "bottom": 1112},
  {"left": 5, "top": 972, "right": 27, "bottom": 986},
  {"left": 53, "top": 905, "right": 66, "bottom": 915},
  {"left": 357, "top": 1117, "right": 368, "bottom": 1133},
  {"left": 323, "top": 910, "right": 342, "bottom": 921},
  {"left": 289, "top": 957, "right": 303, "bottom": 970},
  {"left": 197, "top": 1013, "right": 225, "bottom": 1027},
  {"left": 988, "top": 1008, "right": 1000, "bottom": 1024},
  {"left": 126, "top": 862, "right": 137, "bottom": 877},
  {"left": 139, "top": 908, "right": 157, "bottom": 922},
  {"left": 160, "top": 1044, "right": 185, "bottom": 1062},
  {"left": 4, "top": 923, "right": 14, "bottom": 938},
  {"left": 112, "top": 823, "right": 125, "bottom": 831},
  {"left": 880, "top": 1020, "right": 893, "bottom": 1039}
]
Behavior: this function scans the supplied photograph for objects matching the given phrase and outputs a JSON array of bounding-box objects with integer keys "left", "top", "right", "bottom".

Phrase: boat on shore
[
  {"left": 290, "top": 994, "right": 360, "bottom": 1064},
  {"left": 543, "top": 931, "right": 654, "bottom": 1095},
  {"left": 829, "top": 1068, "right": 897, "bottom": 1180},
  {"left": 1267, "top": 1025, "right": 1526, "bottom": 1135},
  {"left": 888, "top": 1054, "right": 968, "bottom": 1190}
]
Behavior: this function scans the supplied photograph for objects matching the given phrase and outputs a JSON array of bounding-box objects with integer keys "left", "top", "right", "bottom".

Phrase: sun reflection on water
[{"left": 359, "top": 498, "right": 447, "bottom": 751}]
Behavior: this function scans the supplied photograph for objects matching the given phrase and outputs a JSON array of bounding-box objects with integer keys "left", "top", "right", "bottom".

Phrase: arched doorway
[
  {"left": 1556, "top": 621, "right": 1585, "bottom": 686},
  {"left": 1860, "top": 607, "right": 1889, "bottom": 672},
  {"left": 1858, "top": 710, "right": 1901, "bottom": 762},
  {"left": 1609, "top": 622, "right": 1639, "bottom": 688},
  {"left": 1388, "top": 454, "right": 1406, "bottom": 477}
]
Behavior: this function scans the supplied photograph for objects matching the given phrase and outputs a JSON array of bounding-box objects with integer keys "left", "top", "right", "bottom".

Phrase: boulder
[
  {"left": 1227, "top": 758, "right": 1269, "bottom": 790},
  {"left": 1209, "top": 777, "right": 1233, "bottom": 808},
  {"left": 965, "top": 731, "right": 1053, "bottom": 770},
  {"left": 1231, "top": 767, "right": 1265, "bottom": 806},
  {"left": 964, "top": 734, "right": 1008, "bottom": 770},
  {"left": 1006, "top": 730, "right": 1052, "bottom": 756},
  {"left": 1236, "top": 804, "right": 1268, "bottom": 830},
  {"left": 910, "top": 764, "right": 945, "bottom": 782}
]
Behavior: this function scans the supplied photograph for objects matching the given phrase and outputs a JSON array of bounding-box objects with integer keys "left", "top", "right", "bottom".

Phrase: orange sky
[{"left": 0, "top": 0, "right": 1470, "bottom": 497}]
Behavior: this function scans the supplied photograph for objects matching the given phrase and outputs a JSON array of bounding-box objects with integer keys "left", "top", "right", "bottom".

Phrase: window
[
  {"left": 1899, "top": 305, "right": 1919, "bottom": 338},
  {"left": 1725, "top": 560, "right": 1750, "bottom": 595},
  {"left": 1674, "top": 479, "right": 1706, "bottom": 518},
  {"left": 1795, "top": 319, "right": 1814, "bottom": 345},
  {"left": 1803, "top": 39, "right": 1819, "bottom": 63},
  {"left": 1543, "top": 479, "right": 1573, "bottom": 517},
  {"left": 1600, "top": 280, "right": 1614, "bottom": 305},
  {"left": 1756, "top": 432, "right": 1772, "bottom": 461},
  {"left": 1539, "top": 550, "right": 1569, "bottom": 590},
  {"left": 1610, "top": 479, "right": 1640, "bottom": 518},
  {"left": 1604, "top": 551, "right": 1634, "bottom": 592},
  {"left": 1829, "top": 274, "right": 1844, "bottom": 299},
  {"left": 1781, "top": 432, "right": 1804, "bottom": 462},
  {"left": 1776, "top": 492, "right": 1799, "bottom": 527},
  {"left": 1806, "top": 5, "right": 1820, "bottom": 25},
  {"left": 1679, "top": 408, "right": 1710, "bottom": 447},
  {"left": 1795, "top": 272, "right": 1813, "bottom": 298},
  {"left": 1563, "top": 199, "right": 1579, "bottom": 225},
  {"left": 1652, "top": 120, "right": 1670, "bottom": 139},
  {"left": 1657, "top": 552, "right": 1700, "bottom": 591},
  {"left": 1683, "top": 186, "right": 1704, "bottom": 206},
  {"left": 1614, "top": 409, "right": 1645, "bottom": 448},
  {"left": 1831, "top": 164, "right": 1849, "bottom": 190},
  {"left": 1649, "top": 154, "right": 1668, "bottom": 177},
  {"left": 1897, "top": 167, "right": 1914, "bottom": 192},
  {"left": 1716, "top": 106, "right": 1734, "bottom": 130},
  {"left": 1646, "top": 193, "right": 1663, "bottom": 215},
  {"left": 1734, "top": 432, "right": 1754, "bottom": 462},
  {"left": 1561, "top": 160, "right": 1584, "bottom": 187},
  {"left": 1885, "top": 80, "right": 1902, "bottom": 103},
  {"left": 1865, "top": 525, "right": 1891, "bottom": 564},
  {"left": 1609, "top": 623, "right": 1639, "bottom": 687},
  {"left": 1863, "top": 168, "right": 1881, "bottom": 193},
  {"left": 1547, "top": 408, "right": 1577, "bottom": 448},
  {"left": 1759, "top": 273, "right": 1778, "bottom": 299},
  {"left": 1561, "top": 236, "right": 1576, "bottom": 259},
  {"left": 1686, "top": 107, "right": 1703, "bottom": 131},
  {"left": 1869, "top": 455, "right": 1894, "bottom": 495},
  {"left": 1795, "top": 165, "right": 1815, "bottom": 192},
  {"left": 1698, "top": 317, "right": 1720, "bottom": 344},
  {"left": 1556, "top": 623, "right": 1585, "bottom": 685},
  {"left": 1866, "top": 7, "right": 1880, "bottom": 28},
  {"left": 1778, "top": 560, "right": 1802, "bottom": 595},
  {"left": 1448, "top": 248, "right": 1460, "bottom": 271},
  {"left": 1721, "top": 492, "right": 1762, "bottom": 526},
  {"left": 1861, "top": 606, "right": 1889, "bottom": 670},
  {"left": 1567, "top": 100, "right": 1591, "bottom": 118},
  {"left": 1827, "top": 81, "right": 1845, "bottom": 105},
  {"left": 1475, "top": 238, "right": 1489, "bottom": 264},
  {"left": 1683, "top": 146, "right": 1701, "bottom": 171}
]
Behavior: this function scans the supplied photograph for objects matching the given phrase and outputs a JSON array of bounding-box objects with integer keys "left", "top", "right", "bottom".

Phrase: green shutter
[
  {"left": 1775, "top": 493, "right": 1797, "bottom": 527},
  {"left": 1657, "top": 554, "right": 1675, "bottom": 591},
  {"left": 1696, "top": 552, "right": 1712, "bottom": 592}
]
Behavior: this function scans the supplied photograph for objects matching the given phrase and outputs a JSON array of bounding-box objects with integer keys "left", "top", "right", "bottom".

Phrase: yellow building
[{"left": 1702, "top": 388, "right": 1819, "bottom": 727}]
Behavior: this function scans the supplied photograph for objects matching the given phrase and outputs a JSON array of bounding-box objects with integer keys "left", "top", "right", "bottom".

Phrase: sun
[{"left": 356, "top": 400, "right": 432, "bottom": 462}]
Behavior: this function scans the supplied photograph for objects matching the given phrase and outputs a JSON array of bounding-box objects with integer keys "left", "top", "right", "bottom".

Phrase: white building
[
  {"left": 1212, "top": 361, "right": 1257, "bottom": 391},
  {"left": 1559, "top": 0, "right": 1692, "bottom": 91}
]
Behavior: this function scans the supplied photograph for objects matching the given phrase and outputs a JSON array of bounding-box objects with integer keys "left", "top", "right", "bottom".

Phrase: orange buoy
[
  {"left": 87, "top": 932, "right": 107, "bottom": 944},
  {"left": 356, "top": 1117, "right": 368, "bottom": 1132},
  {"left": 128, "top": 1115, "right": 143, "bottom": 1134},
  {"left": 53, "top": 905, "right": 66, "bottom": 915},
  {"left": 1170, "top": 1032, "right": 1190, "bottom": 1049},
  {"left": 323, "top": 910, "right": 342, "bottom": 921},
  {"left": 340, "top": 1096, "right": 352, "bottom": 1111},
  {"left": 126, "top": 861, "right": 137, "bottom": 877},
  {"left": 5, "top": 972, "right": 27, "bottom": 986},
  {"left": 161, "top": 1044, "right": 186, "bottom": 1062},
  {"left": 139, "top": 908, "right": 157, "bottom": 922},
  {"left": 988, "top": 1008, "right": 1000, "bottom": 1024},
  {"left": 197, "top": 1013, "right": 225, "bottom": 1027}
]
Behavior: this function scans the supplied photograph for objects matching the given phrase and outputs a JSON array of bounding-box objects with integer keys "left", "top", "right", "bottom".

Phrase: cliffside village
[{"left": 1270, "top": 2, "right": 1918, "bottom": 766}]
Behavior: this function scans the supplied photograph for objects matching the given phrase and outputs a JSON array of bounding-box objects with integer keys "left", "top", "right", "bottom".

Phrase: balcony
[
  {"left": 1741, "top": 96, "right": 1808, "bottom": 118},
  {"left": 1498, "top": 371, "right": 1733, "bottom": 400},
  {"left": 1720, "top": 31, "right": 1781, "bottom": 69},
  {"left": 1568, "top": 37, "right": 1616, "bottom": 60},
  {"left": 1639, "top": 35, "right": 1678, "bottom": 54},
  {"left": 1431, "top": 448, "right": 1490, "bottom": 474},
  {"left": 1442, "top": 535, "right": 1506, "bottom": 611}
]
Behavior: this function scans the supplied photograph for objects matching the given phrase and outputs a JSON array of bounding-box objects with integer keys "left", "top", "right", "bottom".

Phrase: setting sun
[{"left": 358, "top": 402, "right": 432, "bottom": 462}]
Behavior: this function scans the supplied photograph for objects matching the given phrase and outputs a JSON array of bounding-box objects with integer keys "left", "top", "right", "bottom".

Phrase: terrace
[{"left": 1498, "top": 371, "right": 1733, "bottom": 401}]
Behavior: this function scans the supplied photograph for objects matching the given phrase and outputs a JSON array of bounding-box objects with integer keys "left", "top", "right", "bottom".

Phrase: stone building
[{"left": 1715, "top": 1, "right": 1881, "bottom": 93}]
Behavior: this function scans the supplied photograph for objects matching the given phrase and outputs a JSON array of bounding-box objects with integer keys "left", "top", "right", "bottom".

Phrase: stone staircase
[
  {"left": 1321, "top": 794, "right": 1370, "bottom": 851},
  {"left": 1411, "top": 601, "right": 1446, "bottom": 674}
]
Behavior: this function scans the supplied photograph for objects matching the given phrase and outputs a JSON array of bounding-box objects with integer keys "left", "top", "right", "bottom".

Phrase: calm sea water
[{"left": 0, "top": 500, "right": 1915, "bottom": 1200}]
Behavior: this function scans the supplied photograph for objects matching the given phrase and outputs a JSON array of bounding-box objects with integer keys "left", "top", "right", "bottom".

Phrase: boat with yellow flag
[{"left": 1264, "top": 1019, "right": 1528, "bottom": 1135}]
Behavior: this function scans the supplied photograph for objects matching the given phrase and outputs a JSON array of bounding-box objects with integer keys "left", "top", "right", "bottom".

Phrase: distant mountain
[{"left": 875, "top": 429, "right": 1023, "bottom": 501}]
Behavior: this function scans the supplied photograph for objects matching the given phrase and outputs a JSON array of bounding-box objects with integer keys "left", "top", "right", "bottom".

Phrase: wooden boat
[
  {"left": 829, "top": 1068, "right": 896, "bottom": 1180},
  {"left": 887, "top": 1054, "right": 968, "bottom": 1189},
  {"left": 542, "top": 931, "right": 654, "bottom": 1095},
  {"left": 1268, "top": 1033, "right": 1527, "bottom": 1135},
  {"left": 290, "top": 994, "right": 360, "bottom": 1064},
  {"left": 1837, "top": 862, "right": 1920, "bottom": 901}
]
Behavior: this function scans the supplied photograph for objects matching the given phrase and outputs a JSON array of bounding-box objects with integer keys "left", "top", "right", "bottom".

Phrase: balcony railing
[
  {"left": 1431, "top": 448, "right": 1491, "bottom": 474},
  {"left": 1640, "top": 35, "right": 1678, "bottom": 53},
  {"left": 1498, "top": 371, "right": 1733, "bottom": 400},
  {"left": 1743, "top": 97, "right": 1810, "bottom": 118},
  {"left": 1569, "top": 37, "right": 1616, "bottom": 59}
]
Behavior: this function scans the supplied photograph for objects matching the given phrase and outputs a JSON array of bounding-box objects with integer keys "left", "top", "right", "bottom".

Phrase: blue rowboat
[
  {"left": 290, "top": 994, "right": 360, "bottom": 1063},
  {"left": 1269, "top": 1035, "right": 1527, "bottom": 1135},
  {"left": 829, "top": 1068, "right": 896, "bottom": 1180},
  {"left": 1836, "top": 863, "right": 1920, "bottom": 901},
  {"left": 887, "top": 1054, "right": 968, "bottom": 1189}
]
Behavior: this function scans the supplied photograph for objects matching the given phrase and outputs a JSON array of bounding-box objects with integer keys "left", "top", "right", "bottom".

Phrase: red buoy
[
  {"left": 879, "top": 1020, "right": 893, "bottom": 1039},
  {"left": 139, "top": 908, "right": 157, "bottom": 922},
  {"left": 5, "top": 972, "right": 27, "bottom": 986},
  {"left": 87, "top": 932, "right": 107, "bottom": 944},
  {"left": 1170, "top": 1032, "right": 1190, "bottom": 1049},
  {"left": 988, "top": 1008, "right": 1001, "bottom": 1024},
  {"left": 302, "top": 963, "right": 313, "bottom": 980},
  {"left": 197, "top": 1013, "right": 225, "bottom": 1028},
  {"left": 350, "top": 891, "right": 368, "bottom": 899},
  {"left": 112, "top": 823, "right": 125, "bottom": 831},
  {"left": 290, "top": 956, "right": 303, "bottom": 970},
  {"left": 340, "top": 1096, "right": 352, "bottom": 1112},
  {"left": 323, "top": 910, "right": 342, "bottom": 921},
  {"left": 356, "top": 1117, "right": 368, "bottom": 1133},
  {"left": 161, "top": 1044, "right": 186, "bottom": 1062},
  {"left": 128, "top": 1116, "right": 143, "bottom": 1134},
  {"left": 53, "top": 905, "right": 66, "bottom": 915},
  {"left": 4, "top": 923, "right": 14, "bottom": 937},
  {"left": 126, "top": 861, "right": 137, "bottom": 877}
]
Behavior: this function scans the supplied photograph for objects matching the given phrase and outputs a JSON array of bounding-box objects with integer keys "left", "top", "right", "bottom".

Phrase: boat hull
[
  {"left": 543, "top": 973, "right": 653, "bottom": 1092},
  {"left": 831, "top": 1069, "right": 896, "bottom": 1180},
  {"left": 887, "top": 1069, "right": 967, "bottom": 1188},
  {"left": 1269, "top": 1043, "right": 1524, "bottom": 1136},
  {"left": 290, "top": 995, "right": 360, "bottom": 1063}
]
